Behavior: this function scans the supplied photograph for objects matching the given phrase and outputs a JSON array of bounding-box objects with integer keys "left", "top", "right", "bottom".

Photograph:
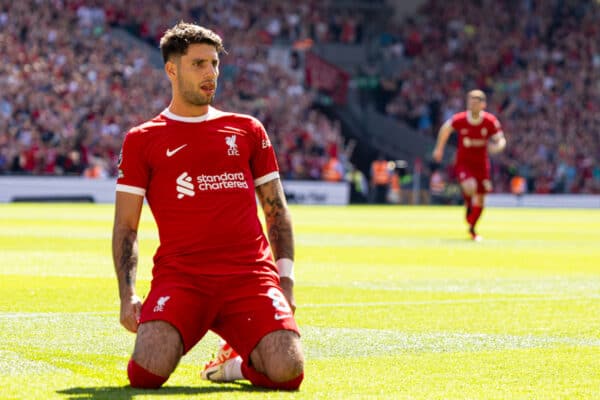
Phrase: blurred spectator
[
  {"left": 379, "top": 0, "right": 600, "bottom": 194},
  {"left": 346, "top": 165, "right": 368, "bottom": 203},
  {"left": 429, "top": 162, "right": 446, "bottom": 205},
  {"left": 0, "top": 0, "right": 351, "bottom": 182},
  {"left": 5, "top": 0, "right": 598, "bottom": 195}
]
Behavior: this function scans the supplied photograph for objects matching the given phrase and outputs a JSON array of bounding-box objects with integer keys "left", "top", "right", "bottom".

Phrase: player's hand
[
  {"left": 488, "top": 136, "right": 506, "bottom": 154},
  {"left": 120, "top": 294, "right": 142, "bottom": 333},
  {"left": 432, "top": 147, "right": 443, "bottom": 162},
  {"left": 279, "top": 277, "right": 296, "bottom": 314}
]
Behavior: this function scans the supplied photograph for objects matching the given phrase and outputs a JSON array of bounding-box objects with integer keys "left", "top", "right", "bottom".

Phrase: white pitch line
[
  {"left": 1, "top": 294, "right": 597, "bottom": 319},
  {"left": 300, "top": 327, "right": 600, "bottom": 357},
  {"left": 0, "top": 311, "right": 116, "bottom": 318},
  {"left": 301, "top": 295, "right": 599, "bottom": 308}
]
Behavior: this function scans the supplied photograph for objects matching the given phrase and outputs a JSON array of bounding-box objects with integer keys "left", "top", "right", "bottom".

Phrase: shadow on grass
[{"left": 57, "top": 382, "right": 270, "bottom": 399}]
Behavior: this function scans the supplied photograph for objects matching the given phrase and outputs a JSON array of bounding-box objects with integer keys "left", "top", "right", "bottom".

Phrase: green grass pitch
[{"left": 1, "top": 203, "right": 599, "bottom": 399}]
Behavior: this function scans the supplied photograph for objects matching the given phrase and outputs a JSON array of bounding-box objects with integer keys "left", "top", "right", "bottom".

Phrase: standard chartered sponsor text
[{"left": 196, "top": 172, "right": 248, "bottom": 191}]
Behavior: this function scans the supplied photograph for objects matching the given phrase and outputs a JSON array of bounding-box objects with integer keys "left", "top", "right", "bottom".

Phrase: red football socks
[
  {"left": 241, "top": 363, "right": 304, "bottom": 390},
  {"left": 467, "top": 205, "right": 483, "bottom": 227},
  {"left": 127, "top": 359, "right": 168, "bottom": 389}
]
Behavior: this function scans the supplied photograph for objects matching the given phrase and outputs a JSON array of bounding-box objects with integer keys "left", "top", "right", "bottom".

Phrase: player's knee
[
  {"left": 252, "top": 330, "right": 304, "bottom": 385},
  {"left": 264, "top": 343, "right": 305, "bottom": 384},
  {"left": 131, "top": 320, "right": 183, "bottom": 379},
  {"left": 127, "top": 359, "right": 169, "bottom": 389},
  {"left": 266, "top": 356, "right": 304, "bottom": 383},
  {"left": 462, "top": 180, "right": 476, "bottom": 196}
]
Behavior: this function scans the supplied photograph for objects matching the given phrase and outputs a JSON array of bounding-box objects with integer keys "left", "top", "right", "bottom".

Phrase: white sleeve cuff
[
  {"left": 116, "top": 184, "right": 146, "bottom": 196},
  {"left": 254, "top": 171, "right": 280, "bottom": 187}
]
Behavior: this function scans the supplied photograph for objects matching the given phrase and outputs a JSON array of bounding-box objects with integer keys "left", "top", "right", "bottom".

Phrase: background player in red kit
[
  {"left": 112, "top": 22, "right": 304, "bottom": 390},
  {"left": 432, "top": 90, "right": 506, "bottom": 240}
]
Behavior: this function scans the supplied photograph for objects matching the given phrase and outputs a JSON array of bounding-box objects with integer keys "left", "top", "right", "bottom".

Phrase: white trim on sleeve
[
  {"left": 254, "top": 171, "right": 280, "bottom": 187},
  {"left": 490, "top": 130, "right": 504, "bottom": 139},
  {"left": 116, "top": 184, "right": 146, "bottom": 196}
]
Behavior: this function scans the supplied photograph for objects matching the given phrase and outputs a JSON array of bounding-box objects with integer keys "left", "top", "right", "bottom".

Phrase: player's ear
[{"left": 165, "top": 60, "right": 177, "bottom": 80}]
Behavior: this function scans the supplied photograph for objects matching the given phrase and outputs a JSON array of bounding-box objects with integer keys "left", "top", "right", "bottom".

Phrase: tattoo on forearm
[
  {"left": 116, "top": 230, "right": 138, "bottom": 291},
  {"left": 263, "top": 193, "right": 294, "bottom": 260}
]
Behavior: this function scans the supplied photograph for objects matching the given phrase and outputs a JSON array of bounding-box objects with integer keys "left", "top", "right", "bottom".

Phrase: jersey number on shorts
[{"left": 267, "top": 287, "right": 292, "bottom": 319}]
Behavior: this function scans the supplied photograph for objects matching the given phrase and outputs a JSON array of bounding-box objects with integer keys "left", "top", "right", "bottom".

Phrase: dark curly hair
[{"left": 159, "top": 21, "right": 225, "bottom": 64}]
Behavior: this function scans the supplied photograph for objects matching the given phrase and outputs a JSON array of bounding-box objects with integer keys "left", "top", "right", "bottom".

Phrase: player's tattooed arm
[
  {"left": 257, "top": 178, "right": 296, "bottom": 312},
  {"left": 112, "top": 192, "right": 143, "bottom": 299},
  {"left": 256, "top": 178, "right": 294, "bottom": 261},
  {"left": 114, "top": 229, "right": 138, "bottom": 292},
  {"left": 112, "top": 192, "right": 144, "bottom": 332}
]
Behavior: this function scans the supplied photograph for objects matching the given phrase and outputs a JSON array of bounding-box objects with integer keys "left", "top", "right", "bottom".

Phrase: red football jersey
[
  {"left": 116, "top": 107, "right": 279, "bottom": 275},
  {"left": 448, "top": 111, "right": 502, "bottom": 172}
]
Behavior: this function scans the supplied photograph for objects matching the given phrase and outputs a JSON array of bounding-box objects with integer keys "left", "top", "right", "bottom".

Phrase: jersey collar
[
  {"left": 162, "top": 106, "right": 215, "bottom": 123},
  {"left": 466, "top": 111, "right": 483, "bottom": 125}
]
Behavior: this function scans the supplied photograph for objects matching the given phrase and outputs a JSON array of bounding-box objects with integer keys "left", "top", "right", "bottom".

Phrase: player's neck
[
  {"left": 168, "top": 101, "right": 210, "bottom": 118},
  {"left": 467, "top": 110, "right": 483, "bottom": 124}
]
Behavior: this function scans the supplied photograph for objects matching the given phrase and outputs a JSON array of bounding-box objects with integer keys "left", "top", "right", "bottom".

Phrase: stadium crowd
[
  {"left": 2, "top": 0, "right": 599, "bottom": 195},
  {"left": 379, "top": 0, "right": 600, "bottom": 193},
  {"left": 0, "top": 0, "right": 354, "bottom": 180}
]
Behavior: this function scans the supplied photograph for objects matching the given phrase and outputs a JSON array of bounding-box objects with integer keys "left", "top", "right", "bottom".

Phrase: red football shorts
[
  {"left": 455, "top": 164, "right": 492, "bottom": 194},
  {"left": 138, "top": 267, "right": 300, "bottom": 360}
]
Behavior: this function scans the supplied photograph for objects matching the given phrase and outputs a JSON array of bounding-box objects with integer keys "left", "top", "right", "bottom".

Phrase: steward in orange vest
[
  {"left": 370, "top": 155, "right": 391, "bottom": 204},
  {"left": 322, "top": 157, "right": 343, "bottom": 181}
]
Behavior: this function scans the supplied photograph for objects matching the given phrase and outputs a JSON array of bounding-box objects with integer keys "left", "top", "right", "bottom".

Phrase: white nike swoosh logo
[
  {"left": 274, "top": 313, "right": 292, "bottom": 321},
  {"left": 166, "top": 144, "right": 187, "bottom": 157}
]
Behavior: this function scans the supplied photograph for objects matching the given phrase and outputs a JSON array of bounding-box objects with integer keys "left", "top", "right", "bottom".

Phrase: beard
[{"left": 178, "top": 77, "right": 216, "bottom": 106}]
